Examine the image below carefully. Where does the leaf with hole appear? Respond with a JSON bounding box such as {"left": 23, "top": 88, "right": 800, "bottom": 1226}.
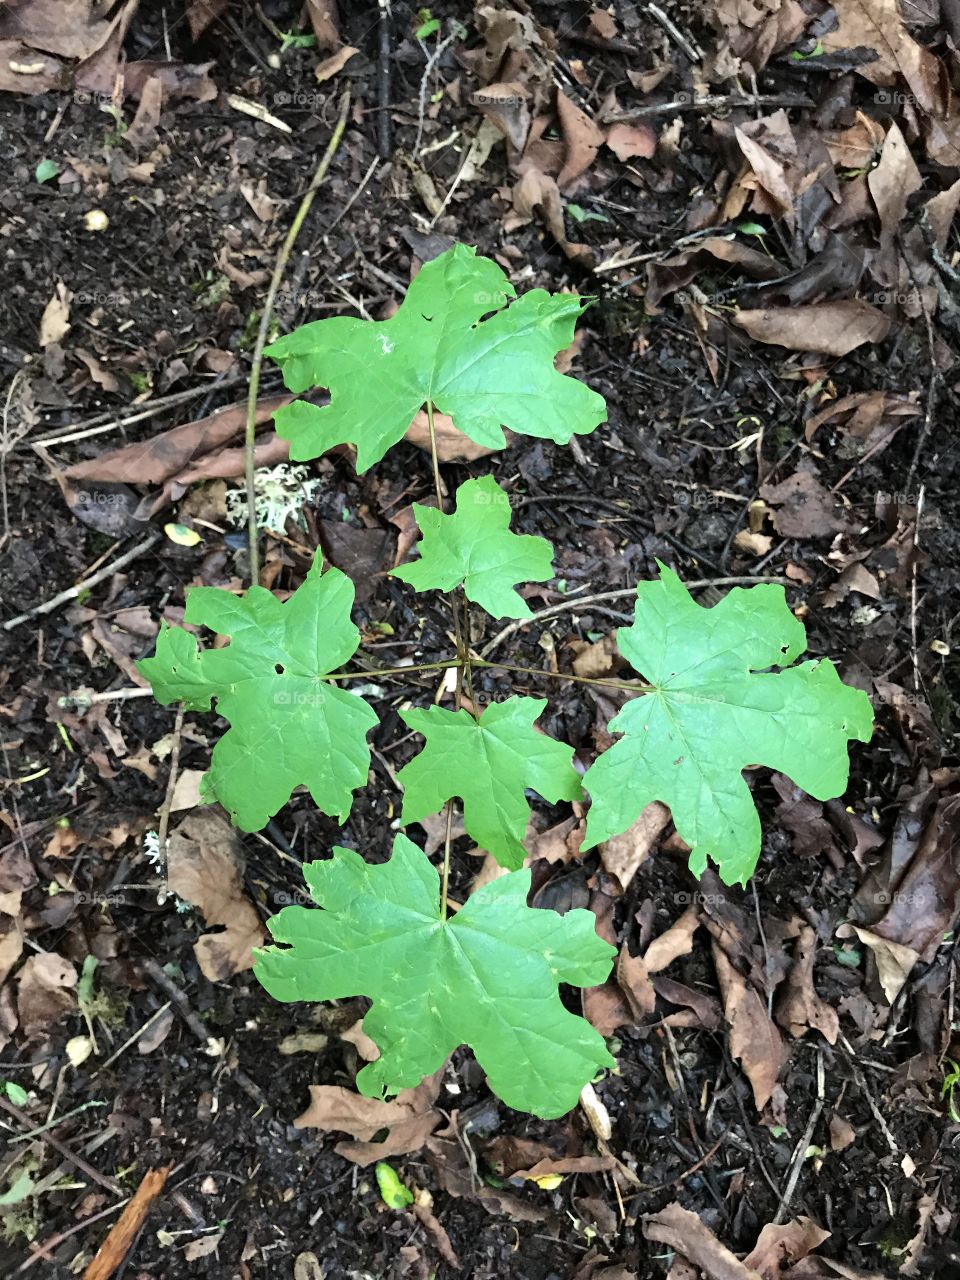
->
{"left": 583, "top": 564, "right": 873, "bottom": 885}
{"left": 397, "top": 696, "right": 582, "bottom": 869}
{"left": 266, "top": 243, "right": 606, "bottom": 471}
{"left": 137, "top": 555, "right": 378, "bottom": 831}
{"left": 254, "top": 833, "right": 615, "bottom": 1117}
{"left": 392, "top": 475, "right": 553, "bottom": 619}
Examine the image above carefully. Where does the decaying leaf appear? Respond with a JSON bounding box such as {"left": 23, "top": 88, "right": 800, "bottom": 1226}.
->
{"left": 734, "top": 301, "right": 891, "bottom": 358}
{"left": 773, "top": 926, "right": 839, "bottom": 1044}
{"left": 851, "top": 926, "right": 919, "bottom": 1004}
{"left": 293, "top": 1074, "right": 443, "bottom": 1166}
{"left": 643, "top": 1202, "right": 763, "bottom": 1280}
{"left": 166, "top": 810, "right": 266, "bottom": 981}
{"left": 712, "top": 942, "right": 788, "bottom": 1110}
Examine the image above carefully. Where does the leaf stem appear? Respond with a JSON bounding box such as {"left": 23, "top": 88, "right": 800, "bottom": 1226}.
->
{"left": 244, "top": 89, "right": 351, "bottom": 586}
{"left": 426, "top": 398, "right": 465, "bottom": 922}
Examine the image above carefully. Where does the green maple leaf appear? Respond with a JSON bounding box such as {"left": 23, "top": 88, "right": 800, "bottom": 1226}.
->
{"left": 265, "top": 243, "right": 606, "bottom": 472}
{"left": 254, "top": 833, "right": 615, "bottom": 1117}
{"left": 583, "top": 564, "right": 873, "bottom": 885}
{"left": 137, "top": 556, "right": 378, "bottom": 831}
{"left": 396, "top": 697, "right": 582, "bottom": 869}
{"left": 392, "top": 475, "right": 554, "bottom": 619}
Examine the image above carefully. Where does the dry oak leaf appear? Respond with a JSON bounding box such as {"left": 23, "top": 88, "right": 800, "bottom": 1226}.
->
{"left": 734, "top": 301, "right": 891, "bottom": 358}
{"left": 759, "top": 469, "right": 851, "bottom": 539}
{"left": 166, "top": 809, "right": 265, "bottom": 981}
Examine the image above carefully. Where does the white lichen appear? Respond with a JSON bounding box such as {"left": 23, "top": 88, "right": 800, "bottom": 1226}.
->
{"left": 226, "top": 463, "right": 323, "bottom": 533}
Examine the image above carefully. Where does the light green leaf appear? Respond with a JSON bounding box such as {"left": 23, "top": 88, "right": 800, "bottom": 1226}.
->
{"left": 35, "top": 159, "right": 59, "bottom": 184}
{"left": 266, "top": 243, "right": 606, "bottom": 472}
{"left": 375, "top": 1162, "right": 414, "bottom": 1209}
{"left": 392, "top": 475, "right": 553, "bottom": 619}
{"left": 397, "top": 697, "right": 582, "bottom": 869}
{"left": 583, "top": 564, "right": 873, "bottom": 885}
{"left": 137, "top": 555, "right": 378, "bottom": 831}
{"left": 2, "top": 1081, "right": 28, "bottom": 1106}
{"left": 254, "top": 834, "right": 615, "bottom": 1117}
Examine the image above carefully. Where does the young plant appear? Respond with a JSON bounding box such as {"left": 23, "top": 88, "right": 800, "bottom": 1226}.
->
{"left": 139, "top": 244, "right": 873, "bottom": 1118}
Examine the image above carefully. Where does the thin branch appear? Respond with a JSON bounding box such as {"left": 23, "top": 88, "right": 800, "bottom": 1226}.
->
{"left": 245, "top": 89, "right": 351, "bottom": 584}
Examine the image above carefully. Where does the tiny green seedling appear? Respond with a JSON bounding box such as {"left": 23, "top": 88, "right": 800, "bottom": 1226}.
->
{"left": 139, "top": 244, "right": 873, "bottom": 1118}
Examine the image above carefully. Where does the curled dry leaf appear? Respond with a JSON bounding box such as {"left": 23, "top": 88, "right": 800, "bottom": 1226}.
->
{"left": 315, "top": 45, "right": 358, "bottom": 84}
{"left": 712, "top": 942, "right": 788, "bottom": 1110}
{"left": 471, "top": 81, "right": 532, "bottom": 151}
{"left": 868, "top": 122, "right": 922, "bottom": 250}
{"left": 39, "top": 281, "right": 72, "bottom": 348}
{"left": 405, "top": 407, "right": 503, "bottom": 462}
{"left": 643, "top": 905, "right": 699, "bottom": 973}
{"left": 851, "top": 926, "right": 919, "bottom": 1004}
{"left": 643, "top": 1202, "right": 762, "bottom": 1280}
{"left": 166, "top": 810, "right": 265, "bottom": 981}
{"left": 294, "top": 1072, "right": 443, "bottom": 1166}
{"left": 599, "top": 801, "right": 671, "bottom": 890}
{"left": 64, "top": 395, "right": 291, "bottom": 487}
{"left": 646, "top": 237, "right": 780, "bottom": 313}
{"left": 743, "top": 1217, "right": 832, "bottom": 1279}
{"left": 867, "top": 794, "right": 960, "bottom": 961}
{"left": 734, "top": 301, "right": 892, "bottom": 358}
{"left": 773, "top": 926, "right": 839, "bottom": 1045}
{"left": 556, "top": 92, "right": 604, "bottom": 188}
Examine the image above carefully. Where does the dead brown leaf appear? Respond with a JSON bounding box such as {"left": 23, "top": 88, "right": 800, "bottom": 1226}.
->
{"left": 186, "top": 0, "right": 229, "bottom": 40}
{"left": 568, "top": 632, "right": 626, "bottom": 679}
{"left": 315, "top": 45, "right": 357, "bottom": 83}
{"left": 804, "top": 391, "right": 920, "bottom": 448}
{"left": 744, "top": 1218, "right": 831, "bottom": 1279}
{"left": 734, "top": 301, "right": 891, "bottom": 358}
{"left": 868, "top": 122, "right": 922, "bottom": 250}
{"left": 615, "top": 946, "right": 656, "bottom": 1020}
{"left": 646, "top": 237, "right": 780, "bottom": 313}
{"left": 759, "top": 469, "right": 851, "bottom": 538}
{"left": 16, "top": 952, "right": 77, "bottom": 1040}
{"left": 471, "top": 81, "right": 532, "bottom": 151}
{"left": 605, "top": 122, "right": 656, "bottom": 162}
{"left": 405, "top": 408, "right": 503, "bottom": 462}
{"left": 829, "top": 1114, "right": 856, "bottom": 1151}
{"left": 293, "top": 1072, "right": 443, "bottom": 1166}
{"left": 643, "top": 1202, "right": 762, "bottom": 1280}
{"left": 64, "top": 394, "right": 290, "bottom": 486}
{"left": 713, "top": 942, "right": 788, "bottom": 1110}
{"left": 868, "top": 794, "right": 960, "bottom": 961}
{"left": 851, "top": 926, "right": 919, "bottom": 1004}
{"left": 643, "top": 905, "right": 699, "bottom": 973}
{"left": 166, "top": 810, "right": 265, "bottom": 981}
{"left": 305, "top": 0, "right": 339, "bottom": 51}
{"left": 39, "top": 281, "right": 72, "bottom": 347}
{"left": 599, "top": 802, "right": 671, "bottom": 890}
{"left": 820, "top": 0, "right": 942, "bottom": 116}
{"left": 774, "top": 926, "right": 839, "bottom": 1044}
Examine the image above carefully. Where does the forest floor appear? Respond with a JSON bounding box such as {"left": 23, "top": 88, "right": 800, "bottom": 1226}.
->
{"left": 0, "top": 0, "right": 959, "bottom": 1277}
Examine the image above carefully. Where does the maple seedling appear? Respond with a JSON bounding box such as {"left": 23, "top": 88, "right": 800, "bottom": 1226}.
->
{"left": 139, "top": 244, "right": 873, "bottom": 1118}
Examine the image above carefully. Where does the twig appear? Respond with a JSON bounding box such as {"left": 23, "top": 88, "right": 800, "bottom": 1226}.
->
{"left": 2, "top": 531, "right": 161, "bottom": 632}
{"left": 140, "top": 959, "right": 266, "bottom": 1108}
{"left": 643, "top": 4, "right": 703, "bottom": 61}
{"left": 91, "top": 1002, "right": 173, "bottom": 1076}
{"left": 910, "top": 485, "right": 926, "bottom": 693}
{"left": 839, "top": 1034, "right": 899, "bottom": 1154}
{"left": 156, "top": 704, "right": 185, "bottom": 862}
{"left": 601, "top": 93, "right": 813, "bottom": 123}
{"left": 82, "top": 1164, "right": 172, "bottom": 1280}
{"left": 16, "top": 1198, "right": 129, "bottom": 1273}
{"left": 377, "top": 0, "right": 392, "bottom": 158}
{"left": 479, "top": 576, "right": 792, "bottom": 658}
{"left": 27, "top": 377, "right": 247, "bottom": 449}
{"left": 414, "top": 25, "right": 457, "bottom": 158}
{"left": 245, "top": 89, "right": 351, "bottom": 584}
{"left": 0, "top": 1095, "right": 121, "bottom": 1196}
{"left": 773, "top": 1049, "right": 823, "bottom": 1224}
